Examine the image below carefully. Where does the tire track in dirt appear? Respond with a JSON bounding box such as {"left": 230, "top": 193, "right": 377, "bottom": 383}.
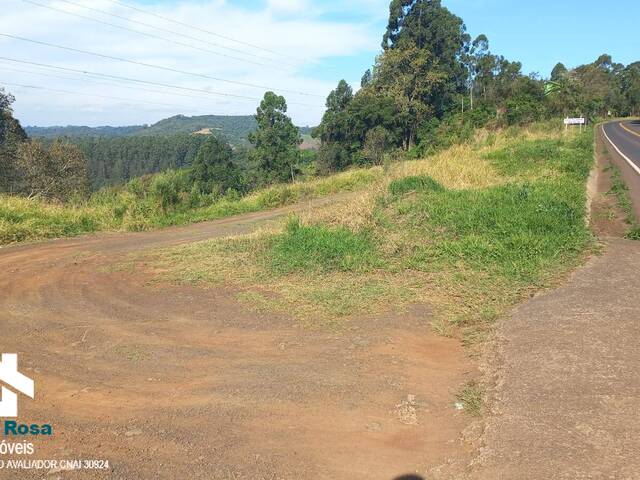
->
{"left": 0, "top": 195, "right": 475, "bottom": 479}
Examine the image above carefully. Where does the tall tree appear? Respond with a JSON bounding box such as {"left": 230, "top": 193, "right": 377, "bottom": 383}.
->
{"left": 0, "top": 88, "right": 27, "bottom": 193}
{"left": 375, "top": 0, "right": 470, "bottom": 147}
{"left": 372, "top": 44, "right": 446, "bottom": 148}
{"left": 360, "top": 69, "right": 373, "bottom": 88}
{"left": 621, "top": 62, "right": 640, "bottom": 116}
{"left": 326, "top": 80, "right": 353, "bottom": 113}
{"left": 191, "top": 135, "right": 237, "bottom": 194}
{"left": 315, "top": 80, "right": 354, "bottom": 146}
{"left": 248, "top": 92, "right": 301, "bottom": 184}
{"left": 551, "top": 62, "right": 568, "bottom": 82}
{"left": 464, "top": 34, "right": 492, "bottom": 110}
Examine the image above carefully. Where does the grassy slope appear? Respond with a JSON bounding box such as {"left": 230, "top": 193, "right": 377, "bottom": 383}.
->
{"left": 0, "top": 168, "right": 381, "bottom": 245}
{"left": 150, "top": 124, "right": 595, "bottom": 340}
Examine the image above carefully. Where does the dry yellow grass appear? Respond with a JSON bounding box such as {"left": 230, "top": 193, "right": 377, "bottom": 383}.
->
{"left": 140, "top": 123, "right": 588, "bottom": 336}
{"left": 300, "top": 125, "right": 566, "bottom": 232}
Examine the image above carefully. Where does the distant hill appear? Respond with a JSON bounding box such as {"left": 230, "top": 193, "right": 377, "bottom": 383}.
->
{"left": 131, "top": 115, "right": 257, "bottom": 145}
{"left": 26, "top": 114, "right": 259, "bottom": 146}
{"left": 26, "top": 115, "right": 317, "bottom": 147}
{"left": 25, "top": 124, "right": 146, "bottom": 138}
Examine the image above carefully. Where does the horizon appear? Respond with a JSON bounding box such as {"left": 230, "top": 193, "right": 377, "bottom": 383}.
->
{"left": 22, "top": 112, "right": 316, "bottom": 130}
{"left": 3, "top": 0, "right": 639, "bottom": 128}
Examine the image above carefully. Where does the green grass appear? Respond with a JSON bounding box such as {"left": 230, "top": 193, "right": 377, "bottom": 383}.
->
{"left": 606, "top": 164, "right": 640, "bottom": 240}
{"left": 147, "top": 125, "right": 596, "bottom": 334}
{"left": 0, "top": 196, "right": 103, "bottom": 244}
{"left": 388, "top": 175, "right": 445, "bottom": 195}
{"left": 267, "top": 218, "right": 381, "bottom": 274}
{"left": 382, "top": 132, "right": 593, "bottom": 332}
{"left": 395, "top": 181, "right": 589, "bottom": 282}
{"left": 0, "top": 166, "right": 382, "bottom": 245}
{"left": 456, "top": 381, "right": 484, "bottom": 417}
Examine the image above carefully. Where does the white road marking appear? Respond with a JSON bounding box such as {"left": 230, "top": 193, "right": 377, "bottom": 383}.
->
{"left": 601, "top": 123, "right": 640, "bottom": 176}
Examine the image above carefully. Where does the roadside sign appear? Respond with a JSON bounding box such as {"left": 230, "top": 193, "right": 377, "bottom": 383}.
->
{"left": 564, "top": 118, "right": 586, "bottom": 125}
{"left": 564, "top": 117, "right": 587, "bottom": 133}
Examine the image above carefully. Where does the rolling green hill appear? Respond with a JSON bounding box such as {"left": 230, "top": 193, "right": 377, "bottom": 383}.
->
{"left": 26, "top": 114, "right": 258, "bottom": 146}
{"left": 24, "top": 124, "right": 146, "bottom": 138}
{"left": 26, "top": 115, "right": 316, "bottom": 147}
{"left": 131, "top": 115, "right": 257, "bottom": 145}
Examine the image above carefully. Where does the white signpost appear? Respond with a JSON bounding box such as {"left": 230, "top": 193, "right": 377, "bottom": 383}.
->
{"left": 564, "top": 117, "right": 587, "bottom": 132}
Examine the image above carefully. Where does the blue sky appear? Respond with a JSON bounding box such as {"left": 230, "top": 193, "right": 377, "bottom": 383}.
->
{"left": 307, "top": 0, "right": 640, "bottom": 85}
{"left": 2, "top": 0, "right": 639, "bottom": 127}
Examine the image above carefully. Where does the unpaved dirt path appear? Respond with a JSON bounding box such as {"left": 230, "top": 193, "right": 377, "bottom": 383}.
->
{"left": 465, "top": 128, "right": 640, "bottom": 479}
{"left": 0, "top": 196, "right": 474, "bottom": 480}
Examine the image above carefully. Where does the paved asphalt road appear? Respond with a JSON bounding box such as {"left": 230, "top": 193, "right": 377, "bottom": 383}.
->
{"left": 601, "top": 120, "right": 640, "bottom": 220}
{"left": 602, "top": 120, "right": 640, "bottom": 170}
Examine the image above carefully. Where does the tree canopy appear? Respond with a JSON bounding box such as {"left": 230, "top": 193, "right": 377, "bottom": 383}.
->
{"left": 248, "top": 92, "right": 302, "bottom": 184}
{"left": 0, "top": 89, "right": 27, "bottom": 192}
{"left": 191, "top": 135, "right": 238, "bottom": 195}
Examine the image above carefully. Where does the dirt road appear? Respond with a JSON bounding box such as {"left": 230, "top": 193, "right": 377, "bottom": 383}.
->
{"left": 0, "top": 197, "right": 474, "bottom": 479}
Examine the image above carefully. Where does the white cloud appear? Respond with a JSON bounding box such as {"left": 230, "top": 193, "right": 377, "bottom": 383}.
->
{"left": 266, "top": 0, "right": 310, "bottom": 14}
{"left": 1, "top": 0, "right": 382, "bottom": 126}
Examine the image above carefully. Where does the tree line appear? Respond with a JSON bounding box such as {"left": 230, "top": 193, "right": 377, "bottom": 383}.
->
{"left": 312, "top": 0, "right": 640, "bottom": 174}
{"left": 0, "top": 87, "right": 304, "bottom": 204}
{"left": 70, "top": 134, "right": 210, "bottom": 189}
{"left": 2, "top": 0, "right": 640, "bottom": 205}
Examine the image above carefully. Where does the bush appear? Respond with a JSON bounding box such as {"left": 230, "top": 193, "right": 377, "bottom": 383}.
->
{"left": 363, "top": 126, "right": 392, "bottom": 165}
{"left": 316, "top": 143, "right": 354, "bottom": 175}
{"left": 150, "top": 171, "right": 182, "bottom": 213}
{"left": 505, "top": 95, "right": 545, "bottom": 126}
{"left": 15, "top": 140, "right": 89, "bottom": 201}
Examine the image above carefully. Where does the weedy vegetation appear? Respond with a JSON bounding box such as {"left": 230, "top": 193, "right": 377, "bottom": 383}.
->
{"left": 0, "top": 167, "right": 381, "bottom": 245}
{"left": 148, "top": 123, "right": 596, "bottom": 342}
{"left": 456, "top": 381, "right": 484, "bottom": 417}
{"left": 606, "top": 163, "right": 640, "bottom": 240}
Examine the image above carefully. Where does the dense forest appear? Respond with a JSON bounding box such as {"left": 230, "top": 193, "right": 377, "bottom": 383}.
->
{"left": 25, "top": 124, "right": 146, "bottom": 138}
{"left": 2, "top": 0, "right": 640, "bottom": 207}
{"left": 25, "top": 114, "right": 317, "bottom": 188}
{"left": 71, "top": 134, "right": 210, "bottom": 189}
{"left": 311, "top": 0, "right": 640, "bottom": 173}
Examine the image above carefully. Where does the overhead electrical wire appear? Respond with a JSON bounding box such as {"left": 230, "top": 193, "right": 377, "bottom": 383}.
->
{"left": 104, "top": 0, "right": 304, "bottom": 63}
{"left": 0, "top": 57, "right": 261, "bottom": 102}
{"left": 0, "top": 33, "right": 324, "bottom": 99}
{"left": 0, "top": 64, "right": 223, "bottom": 104}
{"left": 0, "top": 80, "right": 207, "bottom": 110}
{"left": 21, "top": 0, "right": 281, "bottom": 69}
{"left": 0, "top": 57, "right": 325, "bottom": 108}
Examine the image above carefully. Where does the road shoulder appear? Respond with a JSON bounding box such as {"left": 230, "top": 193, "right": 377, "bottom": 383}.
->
{"left": 458, "top": 126, "right": 640, "bottom": 479}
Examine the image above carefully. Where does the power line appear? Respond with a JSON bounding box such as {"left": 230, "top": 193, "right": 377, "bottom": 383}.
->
{"left": 22, "top": 0, "right": 275, "bottom": 68}
{"left": 0, "top": 33, "right": 324, "bottom": 99}
{"left": 0, "top": 64, "right": 218, "bottom": 104}
{"left": 0, "top": 57, "right": 325, "bottom": 108}
{"left": 0, "top": 80, "right": 207, "bottom": 110}
{"left": 0, "top": 57, "right": 261, "bottom": 102}
{"left": 105, "top": 0, "right": 303, "bottom": 63}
